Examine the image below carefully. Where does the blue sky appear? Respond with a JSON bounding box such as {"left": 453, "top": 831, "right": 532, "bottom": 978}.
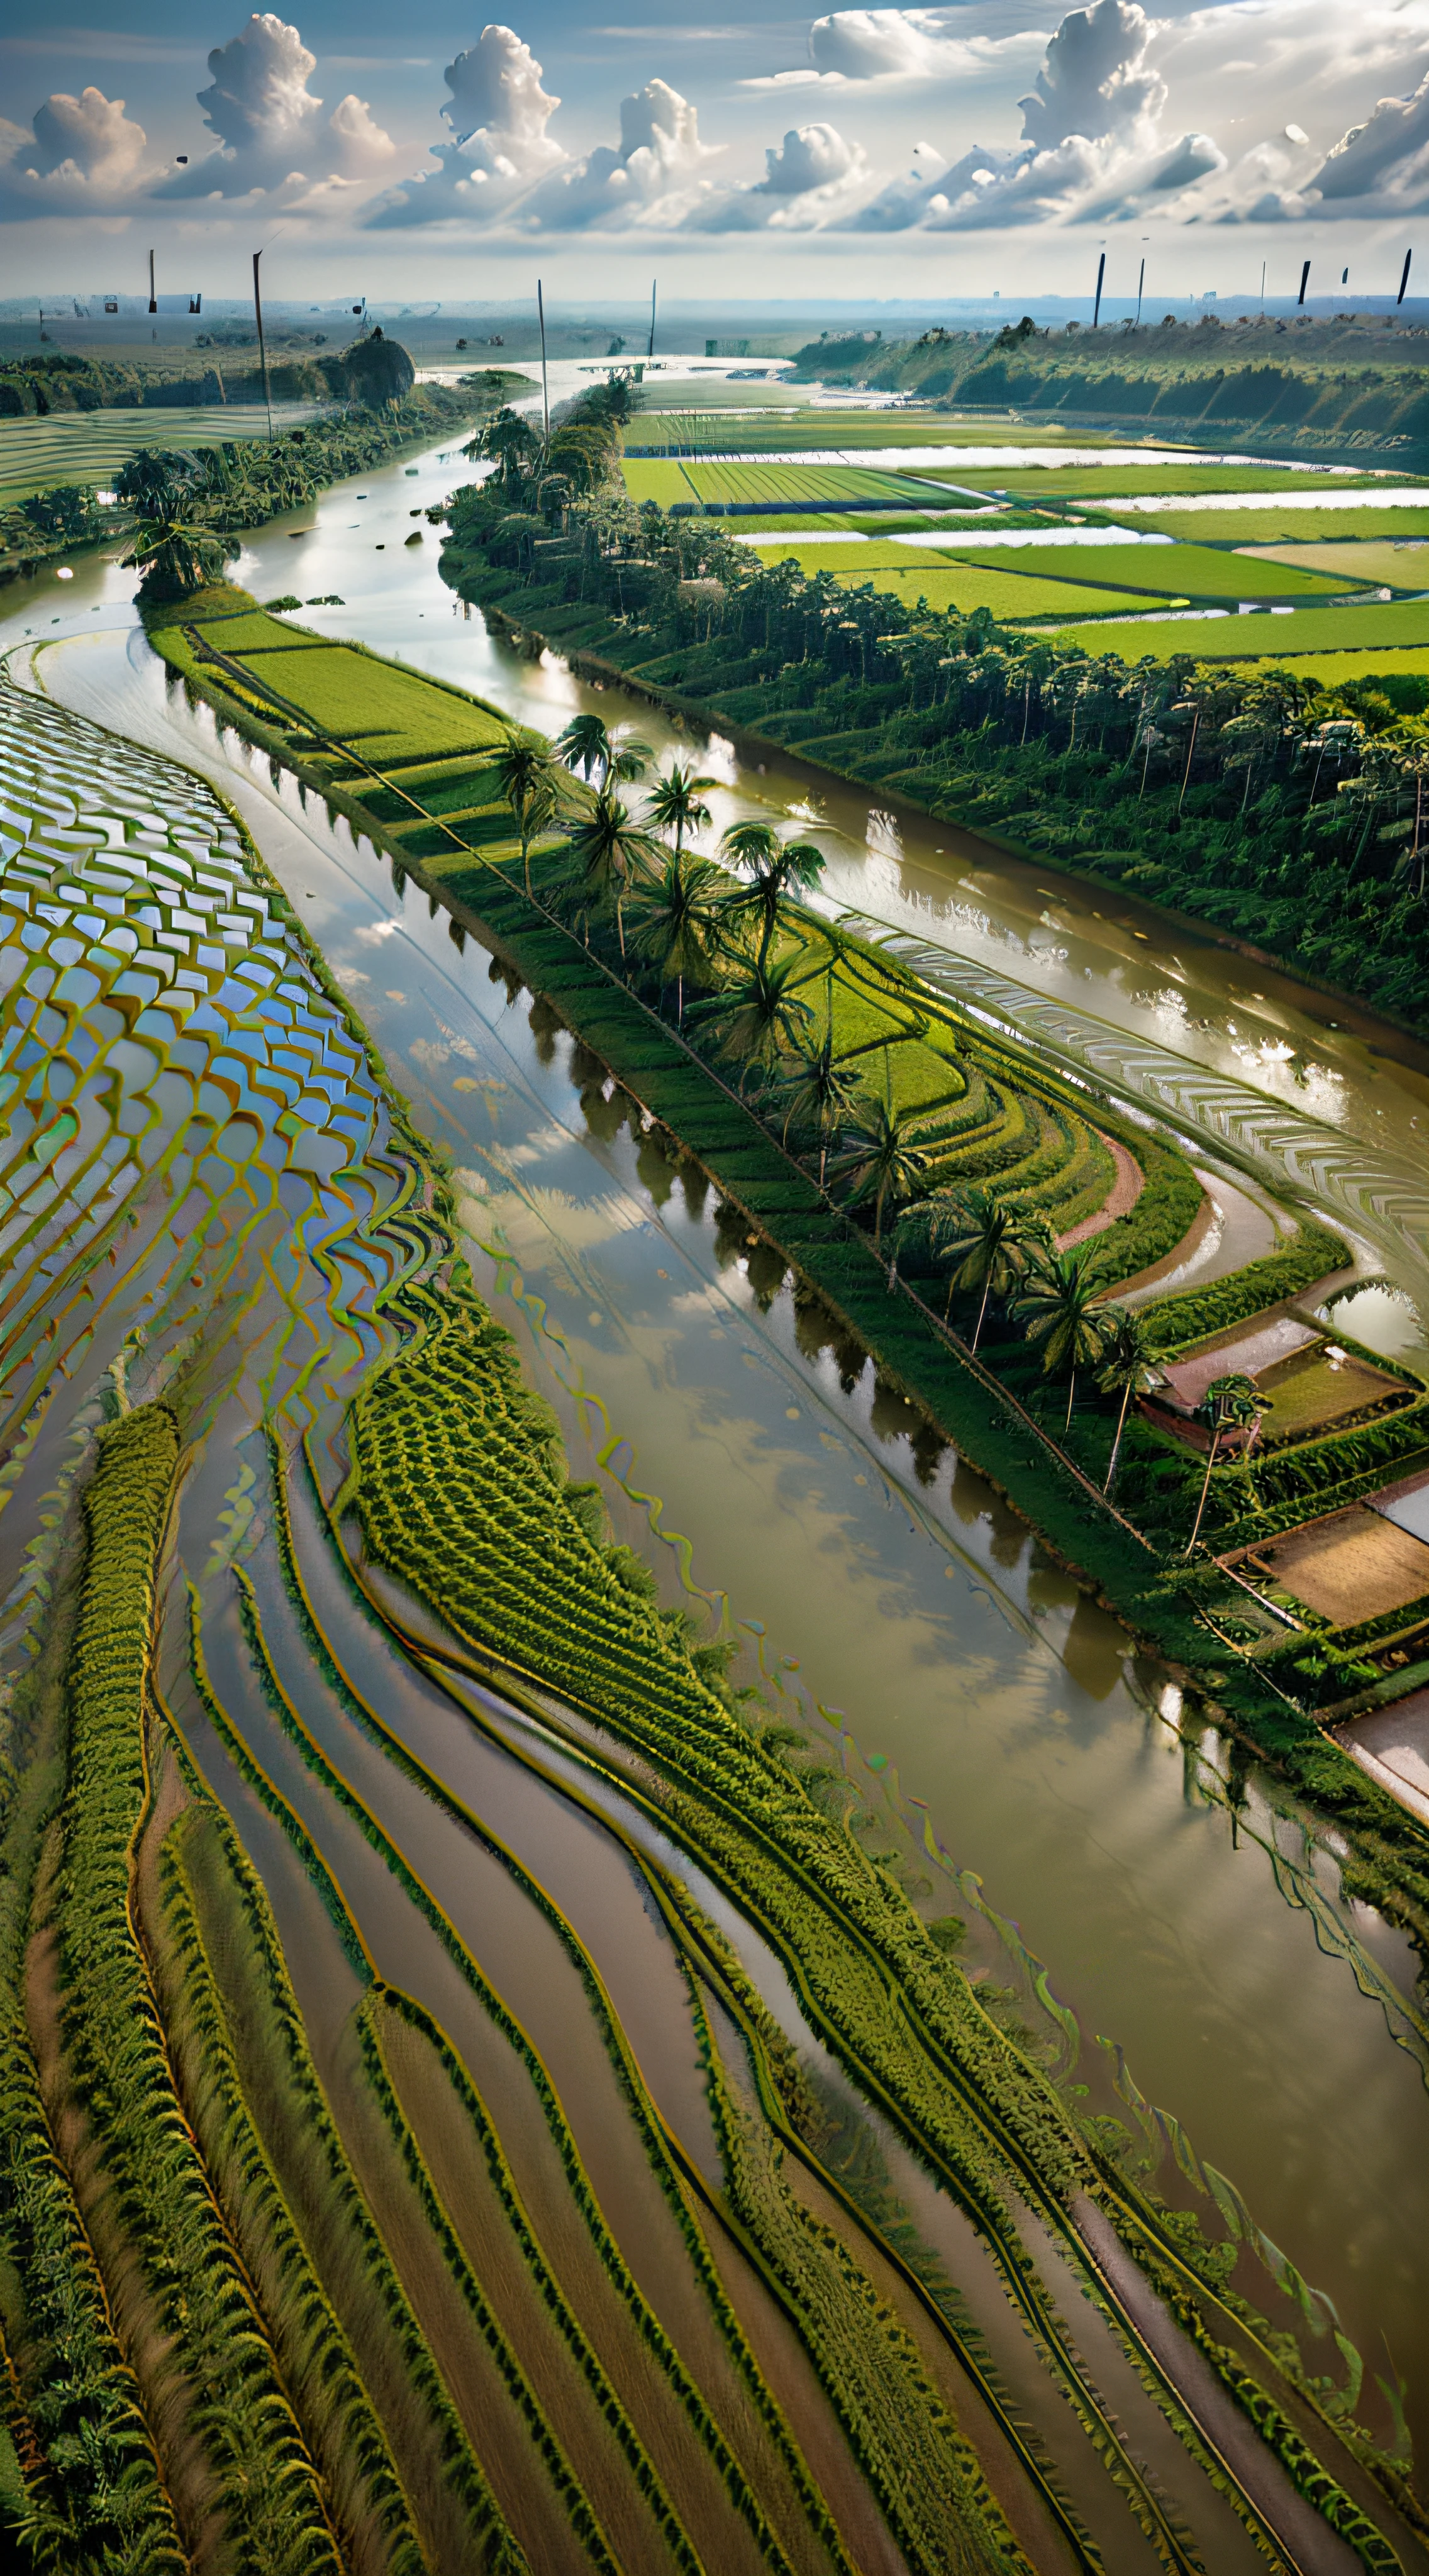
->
{"left": 4, "top": 2, "right": 1429, "bottom": 301}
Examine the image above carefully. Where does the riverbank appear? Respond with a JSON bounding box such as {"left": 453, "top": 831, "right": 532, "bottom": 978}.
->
{"left": 137, "top": 582, "right": 1429, "bottom": 1948}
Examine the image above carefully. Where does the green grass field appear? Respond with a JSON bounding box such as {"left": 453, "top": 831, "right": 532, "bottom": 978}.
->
{"left": 155, "top": 608, "right": 511, "bottom": 766}
{"left": 827, "top": 558, "right": 1152, "bottom": 620}
{"left": 0, "top": 402, "right": 333, "bottom": 503}
{"left": 1090, "top": 503, "right": 1429, "bottom": 543}
{"left": 1057, "top": 598, "right": 1429, "bottom": 661}
{"left": 620, "top": 458, "right": 698, "bottom": 506}
{"left": 947, "top": 540, "right": 1348, "bottom": 601}
{"left": 904, "top": 463, "right": 1391, "bottom": 500}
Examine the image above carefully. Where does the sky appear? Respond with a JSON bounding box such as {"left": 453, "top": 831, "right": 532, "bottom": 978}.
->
{"left": 5, "top": 0, "right": 1429, "bottom": 304}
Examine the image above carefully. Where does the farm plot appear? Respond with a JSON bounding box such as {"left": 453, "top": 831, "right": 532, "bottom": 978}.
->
{"left": 0, "top": 402, "right": 331, "bottom": 503}
{"left": 1089, "top": 502, "right": 1429, "bottom": 543}
{"left": 948, "top": 540, "right": 1348, "bottom": 601}
{"left": 1237, "top": 538, "right": 1429, "bottom": 588}
{"left": 1052, "top": 597, "right": 1429, "bottom": 660}
{"left": 681, "top": 460, "right": 944, "bottom": 508}
{"left": 620, "top": 458, "right": 696, "bottom": 506}
{"left": 158, "top": 614, "right": 509, "bottom": 766}
{"left": 902, "top": 463, "right": 1387, "bottom": 501}
{"left": 754, "top": 539, "right": 1151, "bottom": 619}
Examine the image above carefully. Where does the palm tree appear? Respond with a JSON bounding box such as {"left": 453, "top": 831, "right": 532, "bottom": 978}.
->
{"left": 566, "top": 791, "right": 663, "bottom": 955}
{"left": 770, "top": 1031, "right": 863, "bottom": 1186}
{"left": 1011, "top": 1246, "right": 1115, "bottom": 1431}
{"left": 645, "top": 762, "right": 718, "bottom": 857}
{"left": 555, "top": 711, "right": 613, "bottom": 786}
{"left": 555, "top": 712, "right": 653, "bottom": 791}
{"left": 688, "top": 953, "right": 814, "bottom": 1093}
{"left": 830, "top": 1099, "right": 936, "bottom": 1255}
{"left": 121, "top": 477, "right": 235, "bottom": 602}
{"left": 935, "top": 1188, "right": 1023, "bottom": 1346}
{"left": 718, "top": 820, "right": 828, "bottom": 968}
{"left": 490, "top": 728, "right": 567, "bottom": 898}
{"left": 1184, "top": 1372, "right": 1264, "bottom": 1556}
{"left": 627, "top": 849, "right": 723, "bottom": 1021}
{"left": 1094, "top": 1306, "right": 1158, "bottom": 1497}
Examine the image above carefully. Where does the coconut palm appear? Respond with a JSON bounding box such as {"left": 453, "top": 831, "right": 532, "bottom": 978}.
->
{"left": 566, "top": 791, "right": 663, "bottom": 955}
{"left": 1094, "top": 1306, "right": 1158, "bottom": 1497}
{"left": 1184, "top": 1372, "right": 1264, "bottom": 1556}
{"left": 627, "top": 848, "right": 723, "bottom": 1021}
{"left": 490, "top": 728, "right": 567, "bottom": 899}
{"left": 555, "top": 712, "right": 653, "bottom": 791}
{"left": 688, "top": 953, "right": 814, "bottom": 1093}
{"left": 718, "top": 821, "right": 828, "bottom": 968}
{"left": 770, "top": 1031, "right": 864, "bottom": 1185}
{"left": 830, "top": 1099, "right": 937, "bottom": 1255}
{"left": 1011, "top": 1246, "right": 1115, "bottom": 1431}
{"left": 934, "top": 1188, "right": 1024, "bottom": 1345}
{"left": 121, "top": 479, "right": 235, "bottom": 602}
{"left": 645, "top": 761, "right": 718, "bottom": 857}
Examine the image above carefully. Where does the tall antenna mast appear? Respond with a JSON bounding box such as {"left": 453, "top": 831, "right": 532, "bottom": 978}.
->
{"left": 1093, "top": 250, "right": 1106, "bottom": 328}
{"left": 148, "top": 249, "right": 157, "bottom": 315}
{"left": 252, "top": 249, "right": 274, "bottom": 440}
{"left": 1399, "top": 248, "right": 1413, "bottom": 307}
{"left": 648, "top": 277, "right": 657, "bottom": 361}
{"left": 537, "top": 279, "right": 550, "bottom": 439}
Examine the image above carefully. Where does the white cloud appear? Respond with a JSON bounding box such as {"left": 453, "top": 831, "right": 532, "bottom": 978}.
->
{"left": 0, "top": 84, "right": 152, "bottom": 208}
{"left": 521, "top": 77, "right": 721, "bottom": 229}
{"left": 1018, "top": 0, "right": 1163, "bottom": 150}
{"left": 744, "top": 11, "right": 1046, "bottom": 90}
{"left": 1309, "top": 61, "right": 1429, "bottom": 209}
{"left": 366, "top": 23, "right": 564, "bottom": 227}
{"left": 849, "top": 136, "right": 950, "bottom": 227}
{"left": 161, "top": 13, "right": 396, "bottom": 198}
{"left": 691, "top": 117, "right": 870, "bottom": 229}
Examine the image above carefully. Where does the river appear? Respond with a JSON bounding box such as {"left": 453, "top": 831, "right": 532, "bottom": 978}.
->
{"left": 8, "top": 425, "right": 1429, "bottom": 2480}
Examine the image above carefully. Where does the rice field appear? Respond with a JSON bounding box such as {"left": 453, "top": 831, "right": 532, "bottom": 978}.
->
{"left": 947, "top": 539, "right": 1350, "bottom": 601}
{"left": 1236, "top": 538, "right": 1429, "bottom": 588}
{"left": 750, "top": 537, "right": 1152, "bottom": 619}
{"left": 1105, "top": 504, "right": 1429, "bottom": 545}
{"left": 0, "top": 401, "right": 333, "bottom": 503}
{"left": 156, "top": 604, "right": 511, "bottom": 767}
{"left": 902, "top": 462, "right": 1391, "bottom": 500}
{"left": 1055, "top": 596, "right": 1429, "bottom": 660}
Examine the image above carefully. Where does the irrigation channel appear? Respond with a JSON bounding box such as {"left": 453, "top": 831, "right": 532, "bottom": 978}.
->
{"left": 5, "top": 427, "right": 1429, "bottom": 2558}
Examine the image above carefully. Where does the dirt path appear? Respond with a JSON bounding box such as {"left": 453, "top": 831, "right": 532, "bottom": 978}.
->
{"left": 1055, "top": 1131, "right": 1145, "bottom": 1252}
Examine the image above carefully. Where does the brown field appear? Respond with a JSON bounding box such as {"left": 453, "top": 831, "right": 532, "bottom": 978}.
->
{"left": 1247, "top": 1507, "right": 1429, "bottom": 1624}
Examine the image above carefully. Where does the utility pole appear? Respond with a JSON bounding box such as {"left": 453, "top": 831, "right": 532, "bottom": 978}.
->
{"left": 648, "top": 277, "right": 657, "bottom": 361}
{"left": 1093, "top": 250, "right": 1106, "bottom": 328}
{"left": 1260, "top": 258, "right": 1266, "bottom": 314}
{"left": 1135, "top": 256, "right": 1145, "bottom": 326}
{"left": 537, "top": 278, "right": 550, "bottom": 440}
{"left": 1298, "top": 258, "right": 1311, "bottom": 307}
{"left": 148, "top": 249, "right": 157, "bottom": 316}
{"left": 1399, "top": 248, "right": 1413, "bottom": 306}
{"left": 252, "top": 248, "right": 274, "bottom": 440}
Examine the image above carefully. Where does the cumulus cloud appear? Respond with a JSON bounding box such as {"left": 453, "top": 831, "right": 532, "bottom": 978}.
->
{"left": 1018, "top": 0, "right": 1162, "bottom": 148}
{"left": 1309, "top": 60, "right": 1429, "bottom": 208}
{"left": 366, "top": 23, "right": 563, "bottom": 227}
{"left": 848, "top": 135, "right": 949, "bottom": 227}
{"left": 0, "top": 85, "right": 152, "bottom": 208}
{"left": 521, "top": 77, "right": 720, "bottom": 228}
{"left": 161, "top": 13, "right": 395, "bottom": 197}
{"left": 744, "top": 9, "right": 1045, "bottom": 90}
{"left": 691, "top": 116, "right": 870, "bottom": 229}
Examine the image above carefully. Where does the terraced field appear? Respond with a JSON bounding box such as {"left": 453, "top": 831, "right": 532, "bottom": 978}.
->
{"left": 0, "top": 401, "right": 333, "bottom": 502}
{"left": 9, "top": 670, "right": 1415, "bottom": 2575}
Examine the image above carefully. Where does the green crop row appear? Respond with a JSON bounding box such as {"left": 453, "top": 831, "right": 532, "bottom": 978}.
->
{"left": 152, "top": 1807, "right": 427, "bottom": 2575}
{"left": 250, "top": 1474, "right": 847, "bottom": 2576}
{"left": 57, "top": 1404, "right": 341, "bottom": 2575}
{"left": 687, "top": 1978, "right": 1023, "bottom": 2576}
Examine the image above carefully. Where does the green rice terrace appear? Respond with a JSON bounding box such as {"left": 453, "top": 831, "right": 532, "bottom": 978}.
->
{"left": 5, "top": 364, "right": 1429, "bottom": 2576}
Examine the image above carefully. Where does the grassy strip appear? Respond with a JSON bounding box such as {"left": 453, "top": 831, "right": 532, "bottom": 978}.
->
{"left": 57, "top": 1404, "right": 341, "bottom": 2575}
{"left": 152, "top": 1805, "right": 426, "bottom": 2575}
